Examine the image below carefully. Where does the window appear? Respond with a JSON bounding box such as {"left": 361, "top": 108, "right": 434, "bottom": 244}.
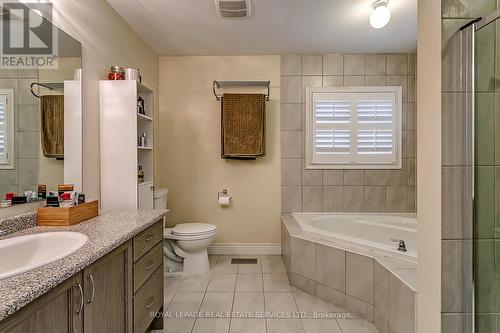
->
{"left": 0, "top": 89, "right": 14, "bottom": 169}
{"left": 305, "top": 86, "right": 402, "bottom": 169}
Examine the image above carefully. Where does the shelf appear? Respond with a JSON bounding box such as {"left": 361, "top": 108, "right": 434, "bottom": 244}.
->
{"left": 138, "top": 181, "right": 153, "bottom": 187}
{"left": 137, "top": 146, "right": 153, "bottom": 150}
{"left": 137, "top": 82, "right": 153, "bottom": 94}
{"left": 137, "top": 113, "right": 153, "bottom": 121}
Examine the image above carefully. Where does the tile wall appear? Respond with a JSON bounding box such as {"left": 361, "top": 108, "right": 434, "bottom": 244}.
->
{"left": 0, "top": 69, "right": 40, "bottom": 198}
{"left": 441, "top": 0, "right": 500, "bottom": 332}
{"left": 280, "top": 54, "right": 417, "bottom": 214}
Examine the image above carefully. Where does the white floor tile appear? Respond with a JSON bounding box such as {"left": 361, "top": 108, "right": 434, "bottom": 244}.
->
{"left": 232, "top": 292, "right": 265, "bottom": 314}
{"left": 337, "top": 318, "right": 379, "bottom": 333}
{"left": 266, "top": 319, "right": 304, "bottom": 333}
{"left": 236, "top": 274, "right": 263, "bottom": 292}
{"left": 191, "top": 318, "right": 230, "bottom": 333}
{"left": 238, "top": 262, "right": 263, "bottom": 274}
{"left": 199, "top": 292, "right": 234, "bottom": 314}
{"left": 293, "top": 287, "right": 331, "bottom": 317}
{"left": 302, "top": 319, "right": 342, "bottom": 333}
{"left": 261, "top": 256, "right": 286, "bottom": 274}
{"left": 263, "top": 274, "right": 291, "bottom": 292}
{"left": 208, "top": 274, "right": 237, "bottom": 292}
{"left": 167, "top": 291, "right": 205, "bottom": 313}
{"left": 264, "top": 292, "right": 298, "bottom": 313}
{"left": 229, "top": 318, "right": 267, "bottom": 333}
{"left": 164, "top": 318, "right": 195, "bottom": 333}
{"left": 178, "top": 275, "right": 210, "bottom": 292}
{"left": 213, "top": 261, "right": 239, "bottom": 274}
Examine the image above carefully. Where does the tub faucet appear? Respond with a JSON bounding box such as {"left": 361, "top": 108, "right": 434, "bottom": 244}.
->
{"left": 391, "top": 239, "right": 407, "bottom": 252}
{"left": 0, "top": 229, "right": 6, "bottom": 236}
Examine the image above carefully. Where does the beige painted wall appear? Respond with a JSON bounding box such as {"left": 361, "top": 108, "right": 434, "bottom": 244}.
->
{"left": 46, "top": 0, "right": 159, "bottom": 200}
{"left": 158, "top": 56, "right": 281, "bottom": 244}
{"left": 417, "top": 0, "right": 441, "bottom": 331}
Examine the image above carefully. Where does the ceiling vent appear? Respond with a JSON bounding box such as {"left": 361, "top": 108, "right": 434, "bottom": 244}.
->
{"left": 215, "top": 0, "right": 251, "bottom": 18}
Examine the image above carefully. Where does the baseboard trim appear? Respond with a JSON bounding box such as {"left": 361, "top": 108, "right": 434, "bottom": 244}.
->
{"left": 208, "top": 243, "right": 281, "bottom": 255}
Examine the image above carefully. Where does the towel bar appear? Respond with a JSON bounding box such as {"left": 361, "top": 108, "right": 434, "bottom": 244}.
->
{"left": 30, "top": 82, "right": 64, "bottom": 98}
{"left": 213, "top": 80, "right": 270, "bottom": 101}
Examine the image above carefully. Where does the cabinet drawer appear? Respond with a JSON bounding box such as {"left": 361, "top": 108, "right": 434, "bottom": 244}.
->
{"left": 133, "top": 267, "right": 163, "bottom": 333}
{"left": 133, "top": 242, "right": 162, "bottom": 293}
{"left": 133, "top": 220, "right": 163, "bottom": 262}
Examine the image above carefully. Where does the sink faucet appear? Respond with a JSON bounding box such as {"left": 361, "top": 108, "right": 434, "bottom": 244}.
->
{"left": 390, "top": 239, "right": 407, "bottom": 252}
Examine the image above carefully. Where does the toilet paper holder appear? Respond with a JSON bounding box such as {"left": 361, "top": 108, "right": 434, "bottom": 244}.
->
{"left": 218, "top": 189, "right": 229, "bottom": 200}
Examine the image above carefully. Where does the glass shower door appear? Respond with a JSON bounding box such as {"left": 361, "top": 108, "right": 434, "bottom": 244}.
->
{"left": 474, "top": 15, "right": 500, "bottom": 332}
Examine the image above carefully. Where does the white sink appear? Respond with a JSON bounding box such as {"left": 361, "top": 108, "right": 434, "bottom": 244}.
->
{"left": 0, "top": 232, "right": 88, "bottom": 280}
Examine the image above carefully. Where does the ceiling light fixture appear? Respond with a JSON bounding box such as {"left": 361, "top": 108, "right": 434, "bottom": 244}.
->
{"left": 370, "top": 0, "right": 391, "bottom": 29}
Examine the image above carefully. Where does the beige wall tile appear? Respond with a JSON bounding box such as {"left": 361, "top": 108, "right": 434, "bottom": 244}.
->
{"left": 302, "top": 55, "right": 323, "bottom": 75}
{"left": 281, "top": 104, "right": 302, "bottom": 131}
{"left": 323, "top": 186, "right": 343, "bottom": 212}
{"left": 323, "top": 55, "right": 344, "bottom": 75}
{"left": 365, "top": 54, "right": 387, "bottom": 75}
{"left": 281, "top": 55, "right": 301, "bottom": 75}
{"left": 346, "top": 296, "right": 374, "bottom": 322}
{"left": 387, "top": 54, "right": 408, "bottom": 75}
{"left": 388, "top": 274, "right": 416, "bottom": 333}
{"left": 281, "top": 76, "right": 302, "bottom": 103}
{"left": 316, "top": 283, "right": 346, "bottom": 310}
{"left": 323, "top": 170, "right": 344, "bottom": 185}
{"left": 282, "top": 159, "right": 302, "bottom": 186}
{"left": 281, "top": 185, "right": 301, "bottom": 213}
{"left": 343, "top": 186, "right": 364, "bottom": 212}
{"left": 302, "top": 185, "right": 323, "bottom": 212}
{"left": 346, "top": 252, "right": 374, "bottom": 304}
{"left": 344, "top": 170, "right": 365, "bottom": 185}
{"left": 364, "top": 186, "right": 386, "bottom": 213}
{"left": 315, "top": 243, "right": 345, "bottom": 292}
{"left": 344, "top": 55, "right": 365, "bottom": 75}
{"left": 291, "top": 237, "right": 316, "bottom": 280}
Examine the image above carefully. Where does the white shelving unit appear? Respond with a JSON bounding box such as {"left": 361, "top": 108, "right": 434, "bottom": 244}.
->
{"left": 100, "top": 80, "right": 154, "bottom": 210}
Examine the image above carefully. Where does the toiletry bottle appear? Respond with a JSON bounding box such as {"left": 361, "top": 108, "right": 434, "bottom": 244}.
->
{"left": 138, "top": 165, "right": 144, "bottom": 183}
{"left": 139, "top": 133, "right": 147, "bottom": 147}
{"left": 137, "top": 96, "right": 145, "bottom": 115}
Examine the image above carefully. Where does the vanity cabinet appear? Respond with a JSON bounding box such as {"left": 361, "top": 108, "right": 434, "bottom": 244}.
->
{"left": 82, "top": 241, "right": 133, "bottom": 333}
{"left": 0, "top": 274, "right": 83, "bottom": 333}
{"left": 0, "top": 220, "right": 164, "bottom": 333}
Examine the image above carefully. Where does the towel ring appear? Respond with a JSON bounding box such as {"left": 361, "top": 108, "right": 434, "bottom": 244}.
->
{"left": 213, "top": 80, "right": 270, "bottom": 101}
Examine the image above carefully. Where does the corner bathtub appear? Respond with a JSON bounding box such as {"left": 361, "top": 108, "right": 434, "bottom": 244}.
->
{"left": 292, "top": 213, "right": 417, "bottom": 259}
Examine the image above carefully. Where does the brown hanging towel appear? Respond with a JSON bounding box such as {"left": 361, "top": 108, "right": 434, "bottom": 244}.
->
{"left": 221, "top": 93, "right": 266, "bottom": 159}
{"left": 40, "top": 95, "right": 64, "bottom": 158}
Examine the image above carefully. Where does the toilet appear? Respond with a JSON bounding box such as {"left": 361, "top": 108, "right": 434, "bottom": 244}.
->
{"left": 164, "top": 223, "right": 217, "bottom": 275}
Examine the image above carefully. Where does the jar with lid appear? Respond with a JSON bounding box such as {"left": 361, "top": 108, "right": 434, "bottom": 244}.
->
{"left": 109, "top": 66, "right": 124, "bottom": 80}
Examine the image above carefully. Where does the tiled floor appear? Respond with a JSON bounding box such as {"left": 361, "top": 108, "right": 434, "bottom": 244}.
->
{"left": 159, "top": 255, "right": 378, "bottom": 333}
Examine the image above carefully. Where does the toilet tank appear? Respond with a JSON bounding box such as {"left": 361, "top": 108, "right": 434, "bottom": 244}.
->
{"left": 154, "top": 188, "right": 168, "bottom": 209}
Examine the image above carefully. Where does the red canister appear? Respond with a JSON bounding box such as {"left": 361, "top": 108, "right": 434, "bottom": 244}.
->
{"left": 109, "top": 66, "right": 124, "bottom": 80}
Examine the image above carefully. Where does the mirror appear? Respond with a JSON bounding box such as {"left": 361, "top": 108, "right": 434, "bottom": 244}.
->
{"left": 0, "top": 4, "right": 82, "bottom": 212}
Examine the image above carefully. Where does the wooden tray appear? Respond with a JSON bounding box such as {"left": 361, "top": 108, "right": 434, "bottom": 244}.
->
{"left": 37, "top": 200, "right": 99, "bottom": 226}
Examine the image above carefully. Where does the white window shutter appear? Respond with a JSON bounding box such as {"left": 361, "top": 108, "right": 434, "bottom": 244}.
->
{"left": 0, "top": 90, "right": 14, "bottom": 169}
{"left": 306, "top": 86, "right": 402, "bottom": 169}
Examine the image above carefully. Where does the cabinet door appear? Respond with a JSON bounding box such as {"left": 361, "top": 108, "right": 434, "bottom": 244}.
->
{"left": 83, "top": 240, "right": 133, "bottom": 333}
{"left": 138, "top": 184, "right": 154, "bottom": 210}
{"left": 0, "top": 274, "right": 84, "bottom": 333}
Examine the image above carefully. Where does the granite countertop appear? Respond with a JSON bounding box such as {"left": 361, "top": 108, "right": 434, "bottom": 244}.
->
{"left": 0, "top": 209, "right": 167, "bottom": 322}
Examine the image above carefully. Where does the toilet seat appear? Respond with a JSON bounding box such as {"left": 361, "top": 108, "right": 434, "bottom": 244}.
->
{"left": 171, "top": 223, "right": 217, "bottom": 237}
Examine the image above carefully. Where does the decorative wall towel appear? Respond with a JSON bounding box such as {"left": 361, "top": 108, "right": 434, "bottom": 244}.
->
{"left": 41, "top": 95, "right": 64, "bottom": 158}
{"left": 221, "top": 93, "right": 266, "bottom": 159}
